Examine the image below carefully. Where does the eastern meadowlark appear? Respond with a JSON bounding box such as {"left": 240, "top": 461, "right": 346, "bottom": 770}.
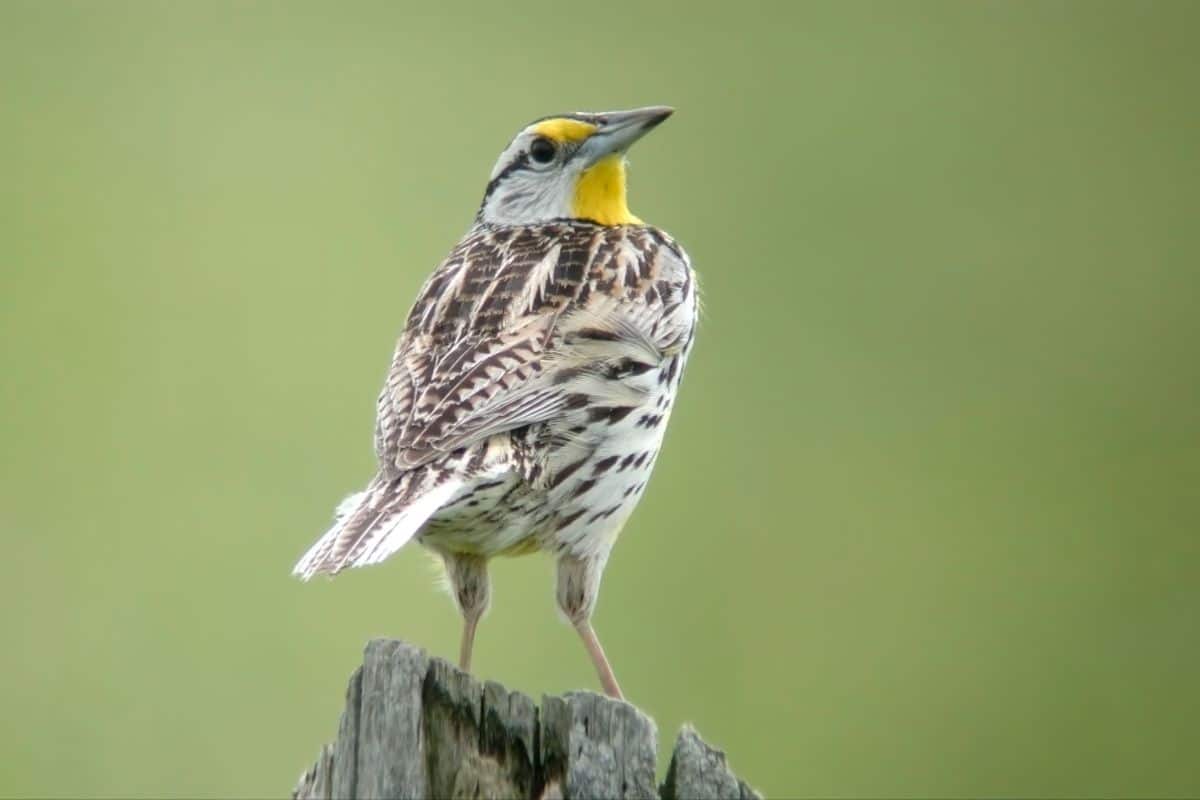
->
{"left": 293, "top": 106, "right": 696, "bottom": 699}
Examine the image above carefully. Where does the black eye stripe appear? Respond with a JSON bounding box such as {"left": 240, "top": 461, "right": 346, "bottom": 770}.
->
{"left": 478, "top": 130, "right": 581, "bottom": 216}
{"left": 481, "top": 152, "right": 531, "bottom": 201}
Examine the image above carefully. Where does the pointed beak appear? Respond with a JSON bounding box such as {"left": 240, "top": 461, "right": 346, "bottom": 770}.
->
{"left": 581, "top": 106, "right": 674, "bottom": 163}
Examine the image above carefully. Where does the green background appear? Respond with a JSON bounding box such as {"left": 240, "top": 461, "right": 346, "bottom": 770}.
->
{"left": 2, "top": 1, "right": 1198, "bottom": 797}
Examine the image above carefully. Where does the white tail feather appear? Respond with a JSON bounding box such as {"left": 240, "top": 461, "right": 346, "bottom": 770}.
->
{"left": 351, "top": 478, "right": 463, "bottom": 567}
{"left": 291, "top": 475, "right": 463, "bottom": 580}
{"left": 333, "top": 490, "right": 368, "bottom": 520}
{"left": 290, "top": 490, "right": 366, "bottom": 579}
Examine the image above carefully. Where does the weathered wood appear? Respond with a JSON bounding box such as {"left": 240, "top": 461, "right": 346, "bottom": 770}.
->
{"left": 540, "top": 691, "right": 657, "bottom": 800}
{"left": 294, "top": 638, "right": 760, "bottom": 800}
{"left": 660, "top": 725, "right": 760, "bottom": 800}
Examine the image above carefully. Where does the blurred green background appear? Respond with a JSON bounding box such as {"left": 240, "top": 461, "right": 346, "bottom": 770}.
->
{"left": 2, "top": 1, "right": 1198, "bottom": 797}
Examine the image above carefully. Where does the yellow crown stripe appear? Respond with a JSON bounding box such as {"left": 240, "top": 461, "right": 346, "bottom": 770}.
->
{"left": 531, "top": 118, "right": 597, "bottom": 144}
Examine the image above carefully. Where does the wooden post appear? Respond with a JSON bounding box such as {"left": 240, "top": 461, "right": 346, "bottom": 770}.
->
{"left": 293, "top": 639, "right": 761, "bottom": 800}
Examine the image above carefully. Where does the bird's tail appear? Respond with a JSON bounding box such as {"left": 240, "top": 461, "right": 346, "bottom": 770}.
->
{"left": 291, "top": 468, "right": 464, "bottom": 580}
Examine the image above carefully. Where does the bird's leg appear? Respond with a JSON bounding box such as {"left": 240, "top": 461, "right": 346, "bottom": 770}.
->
{"left": 557, "top": 553, "right": 624, "bottom": 700}
{"left": 459, "top": 615, "right": 480, "bottom": 673}
{"left": 442, "top": 552, "right": 491, "bottom": 673}
{"left": 575, "top": 619, "right": 623, "bottom": 700}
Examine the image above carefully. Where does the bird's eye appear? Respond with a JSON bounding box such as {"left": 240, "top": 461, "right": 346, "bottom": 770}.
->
{"left": 529, "top": 137, "right": 557, "bottom": 164}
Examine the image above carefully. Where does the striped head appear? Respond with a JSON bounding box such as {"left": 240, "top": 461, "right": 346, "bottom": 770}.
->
{"left": 477, "top": 106, "right": 673, "bottom": 228}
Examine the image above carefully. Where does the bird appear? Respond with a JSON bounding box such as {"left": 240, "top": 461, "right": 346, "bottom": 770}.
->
{"left": 292, "top": 106, "right": 697, "bottom": 700}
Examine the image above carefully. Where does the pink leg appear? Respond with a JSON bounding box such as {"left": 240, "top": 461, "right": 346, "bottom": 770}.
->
{"left": 575, "top": 620, "right": 624, "bottom": 700}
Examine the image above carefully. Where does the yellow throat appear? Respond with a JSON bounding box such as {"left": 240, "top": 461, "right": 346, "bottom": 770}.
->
{"left": 573, "top": 155, "right": 642, "bottom": 226}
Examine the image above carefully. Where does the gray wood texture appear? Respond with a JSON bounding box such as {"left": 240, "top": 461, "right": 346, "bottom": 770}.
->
{"left": 293, "top": 639, "right": 760, "bottom": 800}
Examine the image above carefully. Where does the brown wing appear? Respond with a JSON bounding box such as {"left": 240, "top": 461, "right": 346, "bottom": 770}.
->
{"left": 373, "top": 222, "right": 695, "bottom": 474}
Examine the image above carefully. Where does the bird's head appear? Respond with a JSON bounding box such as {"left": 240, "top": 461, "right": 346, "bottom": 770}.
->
{"left": 477, "top": 106, "right": 673, "bottom": 227}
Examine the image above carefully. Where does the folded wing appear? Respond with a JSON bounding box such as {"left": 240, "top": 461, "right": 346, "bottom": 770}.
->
{"left": 374, "top": 223, "right": 693, "bottom": 475}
